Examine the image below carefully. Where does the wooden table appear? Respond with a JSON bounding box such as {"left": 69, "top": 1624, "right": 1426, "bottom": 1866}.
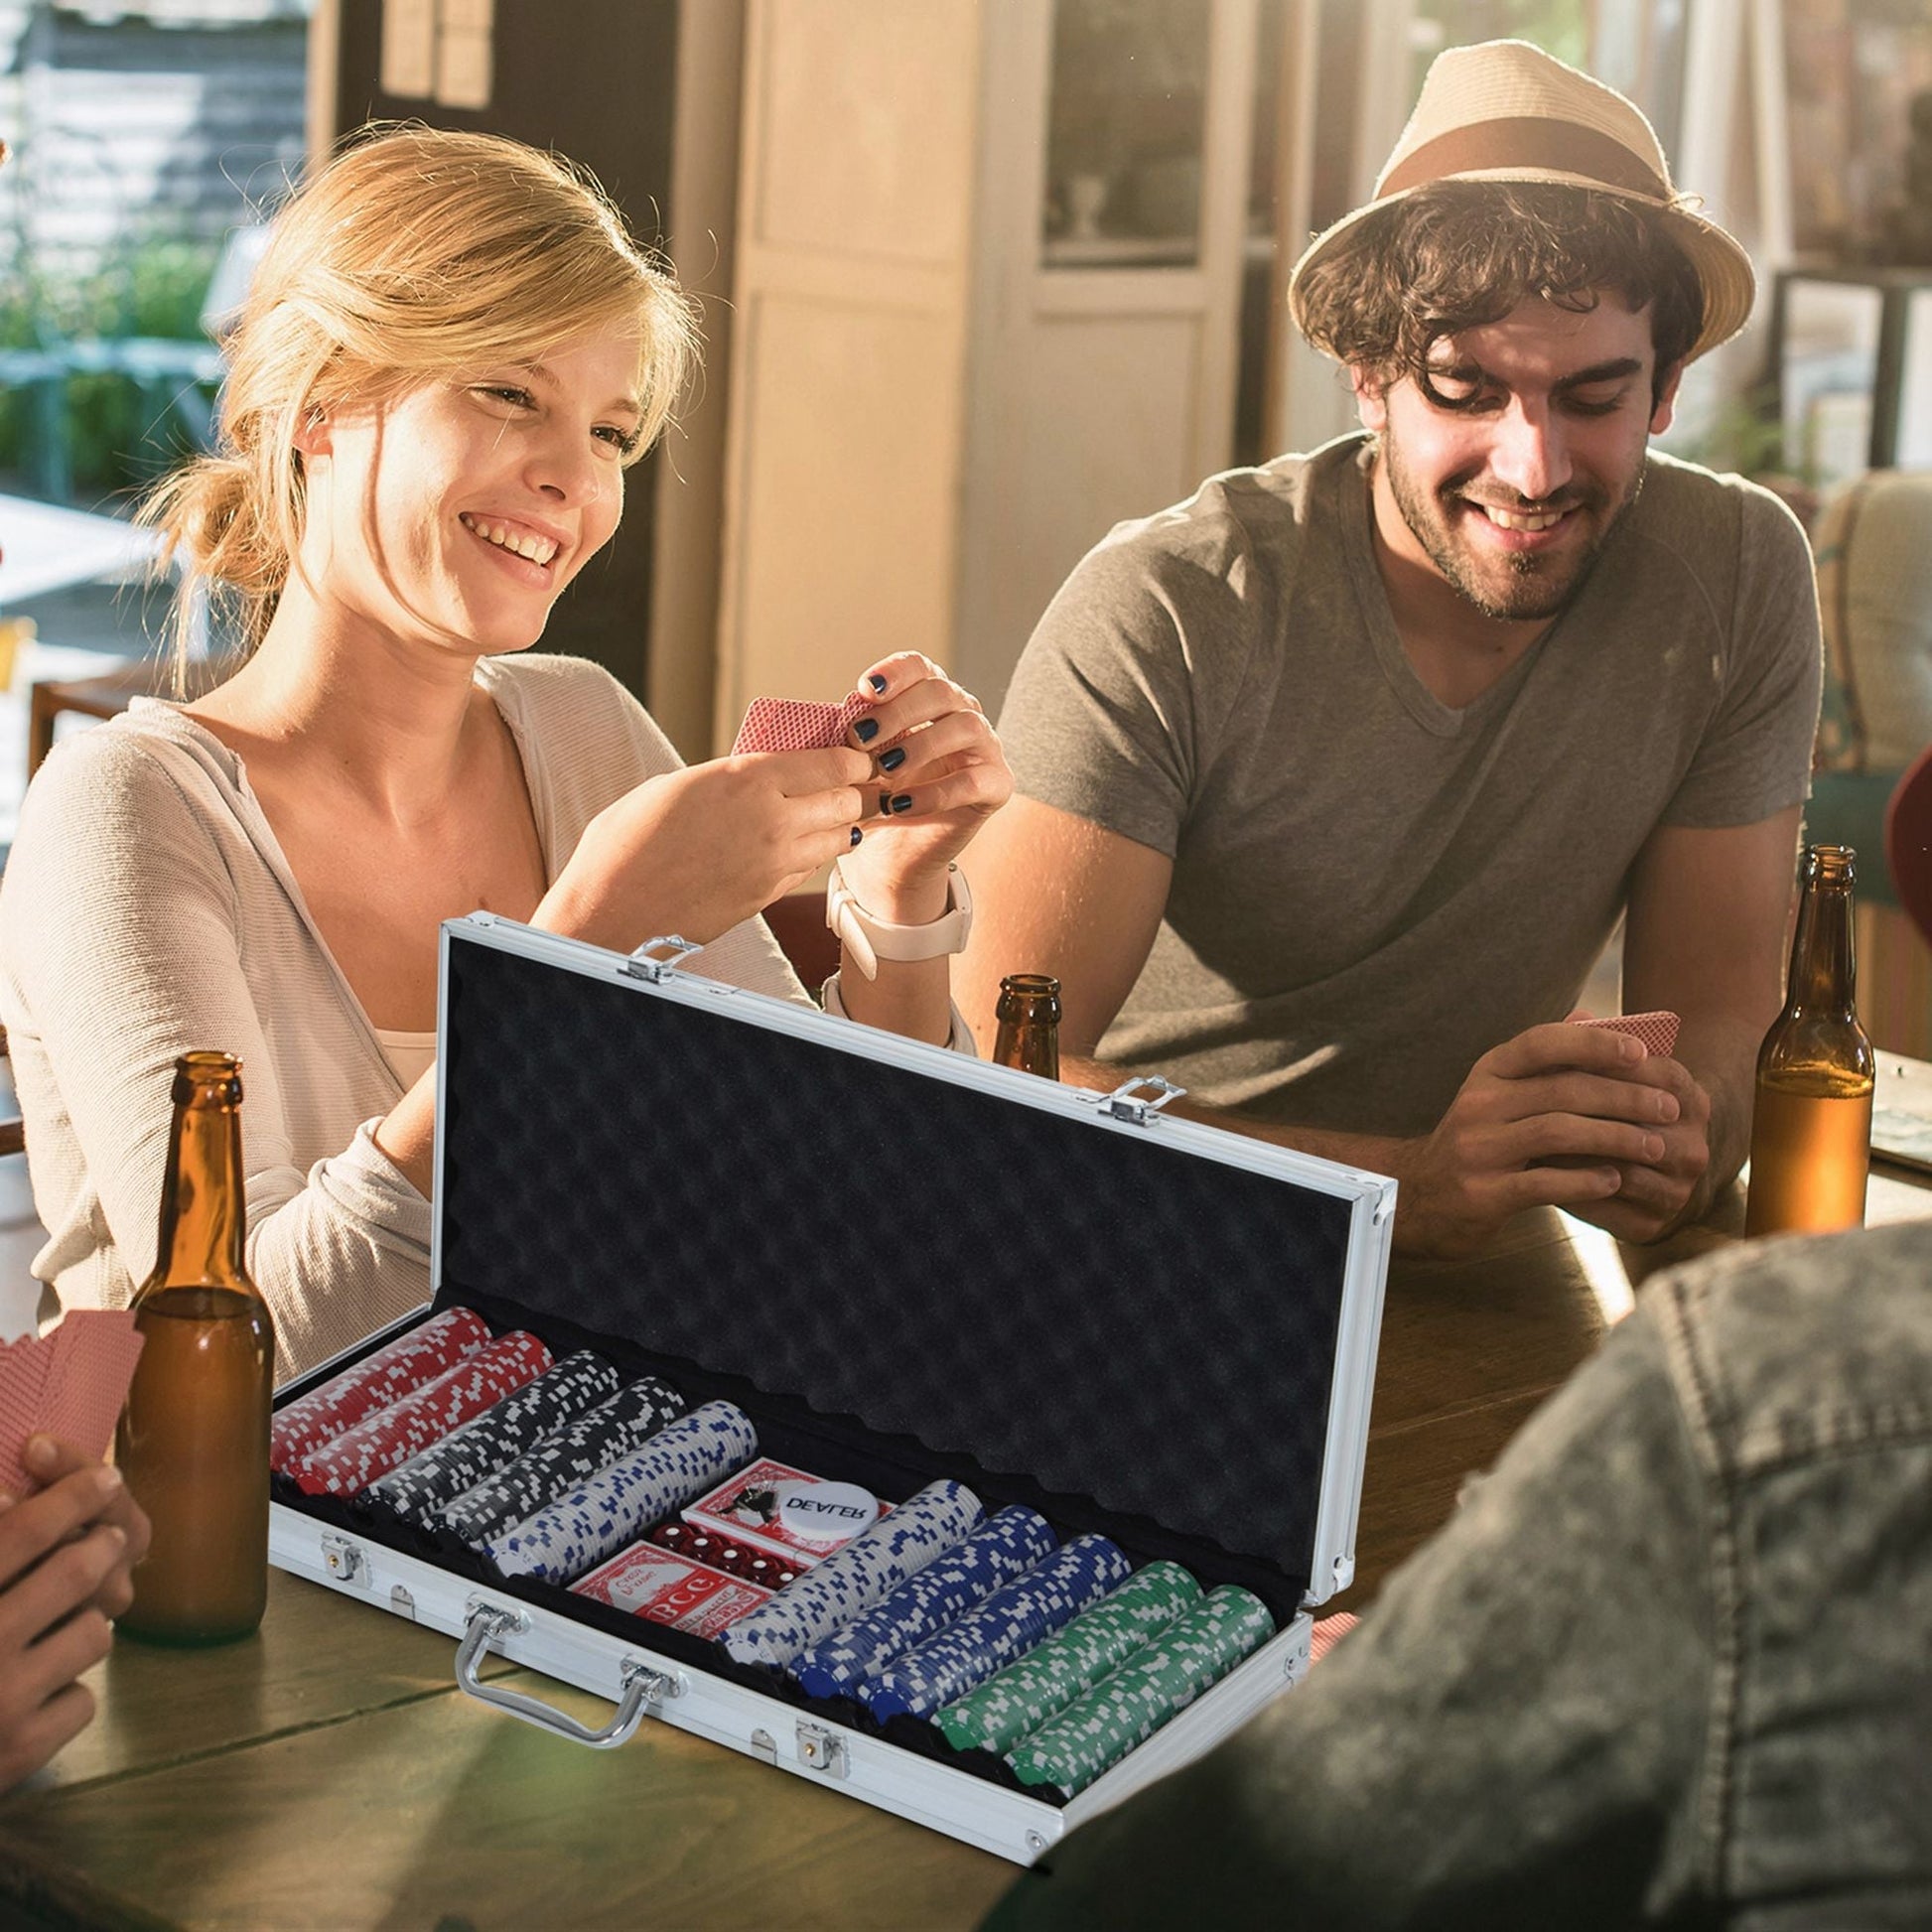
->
{"left": 3, "top": 1173, "right": 1926, "bottom": 1931}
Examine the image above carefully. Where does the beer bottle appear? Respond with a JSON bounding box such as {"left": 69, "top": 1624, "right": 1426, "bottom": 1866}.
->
{"left": 1744, "top": 845, "right": 1875, "bottom": 1236}
{"left": 115, "top": 1053, "right": 276, "bottom": 1643}
{"left": 993, "top": 974, "right": 1061, "bottom": 1080}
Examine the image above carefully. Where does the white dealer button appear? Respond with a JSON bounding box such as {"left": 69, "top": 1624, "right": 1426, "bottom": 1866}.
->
{"left": 776, "top": 1481, "right": 879, "bottom": 1545}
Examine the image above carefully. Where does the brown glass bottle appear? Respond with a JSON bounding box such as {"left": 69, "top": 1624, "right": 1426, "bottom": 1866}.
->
{"left": 115, "top": 1053, "right": 276, "bottom": 1644}
{"left": 1745, "top": 846, "right": 1875, "bottom": 1236}
{"left": 993, "top": 974, "right": 1061, "bottom": 1080}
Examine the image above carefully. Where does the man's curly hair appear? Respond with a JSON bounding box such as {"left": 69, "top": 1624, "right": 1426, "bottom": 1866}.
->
{"left": 1291, "top": 180, "right": 1704, "bottom": 406}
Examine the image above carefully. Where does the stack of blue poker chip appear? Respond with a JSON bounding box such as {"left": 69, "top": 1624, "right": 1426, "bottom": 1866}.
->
{"left": 862, "top": 1534, "right": 1132, "bottom": 1723}
{"left": 719, "top": 1479, "right": 982, "bottom": 1669}
{"left": 439, "top": 1375, "right": 685, "bottom": 1547}
{"left": 362, "top": 1351, "right": 620, "bottom": 1525}
{"left": 791, "top": 1506, "right": 1057, "bottom": 1701}
{"left": 485, "top": 1401, "right": 759, "bottom": 1585}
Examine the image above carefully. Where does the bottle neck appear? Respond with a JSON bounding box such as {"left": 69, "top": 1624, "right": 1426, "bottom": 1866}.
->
{"left": 151, "top": 1091, "right": 250, "bottom": 1292}
{"left": 1786, "top": 879, "right": 1859, "bottom": 1020}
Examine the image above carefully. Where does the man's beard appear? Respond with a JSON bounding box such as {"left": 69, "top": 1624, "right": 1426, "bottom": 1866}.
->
{"left": 1380, "top": 437, "right": 1645, "bottom": 622}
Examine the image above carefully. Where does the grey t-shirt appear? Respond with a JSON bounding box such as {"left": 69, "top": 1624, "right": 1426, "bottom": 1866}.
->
{"left": 999, "top": 435, "right": 1822, "bottom": 1135}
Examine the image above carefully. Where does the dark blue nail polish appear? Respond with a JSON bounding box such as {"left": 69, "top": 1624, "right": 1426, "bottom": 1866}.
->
{"left": 854, "top": 717, "right": 880, "bottom": 744}
{"left": 849, "top": 826, "right": 863, "bottom": 847}
{"left": 878, "top": 790, "right": 893, "bottom": 816}
{"left": 868, "top": 673, "right": 889, "bottom": 694}
{"left": 879, "top": 745, "right": 906, "bottom": 772}
{"left": 890, "top": 792, "right": 913, "bottom": 814}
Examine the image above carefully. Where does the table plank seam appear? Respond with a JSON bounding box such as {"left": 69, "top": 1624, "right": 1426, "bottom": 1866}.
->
{"left": 1367, "top": 1382, "right": 1565, "bottom": 1442}
{"left": 25, "top": 1679, "right": 483, "bottom": 1804}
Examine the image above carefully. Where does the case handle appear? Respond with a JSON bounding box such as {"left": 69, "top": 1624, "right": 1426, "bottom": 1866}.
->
{"left": 455, "top": 1600, "right": 677, "bottom": 1750}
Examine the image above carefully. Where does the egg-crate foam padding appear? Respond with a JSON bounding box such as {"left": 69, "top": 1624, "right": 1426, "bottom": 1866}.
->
{"left": 436, "top": 930, "right": 1354, "bottom": 1594}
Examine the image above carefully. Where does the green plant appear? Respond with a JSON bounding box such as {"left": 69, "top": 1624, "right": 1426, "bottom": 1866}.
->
{"left": 0, "top": 233, "right": 221, "bottom": 501}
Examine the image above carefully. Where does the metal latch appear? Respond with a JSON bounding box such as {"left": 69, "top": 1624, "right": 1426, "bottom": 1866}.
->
{"left": 621, "top": 934, "right": 705, "bottom": 983}
{"left": 320, "top": 1533, "right": 366, "bottom": 1585}
{"left": 796, "top": 1721, "right": 850, "bottom": 1779}
{"left": 1090, "top": 1074, "right": 1186, "bottom": 1126}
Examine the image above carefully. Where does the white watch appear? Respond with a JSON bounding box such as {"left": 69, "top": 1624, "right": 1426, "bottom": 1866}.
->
{"left": 825, "top": 862, "right": 973, "bottom": 981}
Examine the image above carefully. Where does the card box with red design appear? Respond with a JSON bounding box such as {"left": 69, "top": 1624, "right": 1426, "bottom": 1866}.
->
{"left": 682, "top": 1457, "right": 885, "bottom": 1565}
{"left": 267, "top": 913, "right": 1394, "bottom": 1865}
{"left": 572, "top": 1542, "right": 773, "bottom": 1639}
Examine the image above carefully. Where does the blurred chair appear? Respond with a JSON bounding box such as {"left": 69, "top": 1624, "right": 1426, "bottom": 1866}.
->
{"left": 1808, "top": 470, "right": 1932, "bottom": 1051}
{"left": 761, "top": 890, "right": 839, "bottom": 990}
{"left": 28, "top": 658, "right": 163, "bottom": 776}
{"left": 1885, "top": 742, "right": 1932, "bottom": 950}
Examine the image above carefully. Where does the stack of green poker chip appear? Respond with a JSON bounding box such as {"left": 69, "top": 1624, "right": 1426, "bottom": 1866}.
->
{"left": 1007, "top": 1584, "right": 1276, "bottom": 1796}
{"left": 933, "top": 1561, "right": 1201, "bottom": 1755}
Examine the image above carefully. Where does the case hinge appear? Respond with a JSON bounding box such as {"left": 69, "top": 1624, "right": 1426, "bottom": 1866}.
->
{"left": 795, "top": 1720, "right": 850, "bottom": 1778}
{"left": 1087, "top": 1075, "right": 1186, "bottom": 1127}
{"left": 320, "top": 1532, "right": 366, "bottom": 1586}
{"left": 621, "top": 934, "right": 706, "bottom": 984}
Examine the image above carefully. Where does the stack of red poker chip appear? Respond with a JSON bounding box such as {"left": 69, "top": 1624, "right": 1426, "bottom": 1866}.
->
{"left": 271, "top": 1308, "right": 490, "bottom": 1473}
{"left": 293, "top": 1331, "right": 554, "bottom": 1497}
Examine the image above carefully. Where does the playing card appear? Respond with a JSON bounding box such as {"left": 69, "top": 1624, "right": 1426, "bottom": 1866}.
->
{"left": 1575, "top": 1010, "right": 1681, "bottom": 1057}
{"left": 0, "top": 1313, "right": 148, "bottom": 1499}
{"left": 1310, "top": 1609, "right": 1359, "bottom": 1666}
{"left": 0, "top": 1338, "right": 56, "bottom": 1499}
{"left": 40, "top": 1311, "right": 146, "bottom": 1466}
{"left": 732, "top": 693, "right": 872, "bottom": 756}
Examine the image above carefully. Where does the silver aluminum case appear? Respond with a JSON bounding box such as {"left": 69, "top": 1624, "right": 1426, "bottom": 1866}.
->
{"left": 268, "top": 912, "right": 1395, "bottom": 1864}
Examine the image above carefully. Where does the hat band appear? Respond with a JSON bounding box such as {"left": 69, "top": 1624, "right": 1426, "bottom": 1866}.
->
{"left": 1379, "top": 117, "right": 1671, "bottom": 204}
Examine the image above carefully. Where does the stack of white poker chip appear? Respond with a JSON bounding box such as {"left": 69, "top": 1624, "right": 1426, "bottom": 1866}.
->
{"left": 486, "top": 1401, "right": 759, "bottom": 1585}
{"left": 719, "top": 1479, "right": 982, "bottom": 1668}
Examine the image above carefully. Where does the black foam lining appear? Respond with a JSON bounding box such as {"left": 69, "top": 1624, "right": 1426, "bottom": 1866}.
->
{"left": 436, "top": 929, "right": 1353, "bottom": 1585}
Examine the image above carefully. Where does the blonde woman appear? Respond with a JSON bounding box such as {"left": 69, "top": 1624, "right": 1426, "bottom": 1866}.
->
{"left": 0, "top": 129, "right": 1011, "bottom": 1379}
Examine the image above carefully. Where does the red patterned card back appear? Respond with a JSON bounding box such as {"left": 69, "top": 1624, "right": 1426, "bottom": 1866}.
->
{"left": 1575, "top": 1011, "right": 1681, "bottom": 1057}
{"left": 0, "top": 1338, "right": 55, "bottom": 1499}
{"left": 733, "top": 694, "right": 871, "bottom": 756}
{"left": 40, "top": 1312, "right": 146, "bottom": 1465}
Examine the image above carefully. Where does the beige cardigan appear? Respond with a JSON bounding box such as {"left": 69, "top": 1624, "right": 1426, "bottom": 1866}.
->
{"left": 0, "top": 654, "right": 804, "bottom": 1380}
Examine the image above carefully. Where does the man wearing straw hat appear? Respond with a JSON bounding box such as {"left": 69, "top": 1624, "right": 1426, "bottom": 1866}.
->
{"left": 963, "top": 39, "right": 1819, "bottom": 1257}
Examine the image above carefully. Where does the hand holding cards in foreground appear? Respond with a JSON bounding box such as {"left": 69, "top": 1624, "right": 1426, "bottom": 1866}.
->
{"left": 0, "top": 1312, "right": 145, "bottom": 1500}
{"left": 1397, "top": 1019, "right": 1702, "bottom": 1256}
{"left": 0, "top": 1449, "right": 151, "bottom": 1791}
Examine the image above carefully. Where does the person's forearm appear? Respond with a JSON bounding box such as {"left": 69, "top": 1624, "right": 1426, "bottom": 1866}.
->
{"left": 1663, "top": 1013, "right": 1760, "bottom": 1229}
{"left": 371, "top": 1063, "right": 439, "bottom": 1197}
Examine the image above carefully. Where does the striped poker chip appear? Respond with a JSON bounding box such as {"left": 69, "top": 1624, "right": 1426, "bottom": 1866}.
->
{"left": 485, "top": 1401, "right": 759, "bottom": 1585}
{"left": 792, "top": 1506, "right": 1056, "bottom": 1701}
{"left": 1008, "top": 1584, "right": 1276, "bottom": 1795}
{"left": 862, "top": 1534, "right": 1131, "bottom": 1723}
{"left": 292, "top": 1330, "right": 554, "bottom": 1497}
{"left": 271, "top": 1308, "right": 489, "bottom": 1472}
{"left": 362, "top": 1351, "right": 619, "bottom": 1524}
{"left": 438, "top": 1376, "right": 686, "bottom": 1547}
{"left": 719, "top": 1480, "right": 982, "bottom": 1669}
{"left": 935, "top": 1561, "right": 1200, "bottom": 1755}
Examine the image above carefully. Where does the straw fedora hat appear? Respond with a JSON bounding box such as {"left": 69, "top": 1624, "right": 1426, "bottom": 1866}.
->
{"left": 1288, "top": 40, "right": 1755, "bottom": 362}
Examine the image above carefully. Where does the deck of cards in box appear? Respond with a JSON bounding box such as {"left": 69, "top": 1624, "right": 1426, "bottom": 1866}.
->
{"left": 267, "top": 914, "right": 1394, "bottom": 1863}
